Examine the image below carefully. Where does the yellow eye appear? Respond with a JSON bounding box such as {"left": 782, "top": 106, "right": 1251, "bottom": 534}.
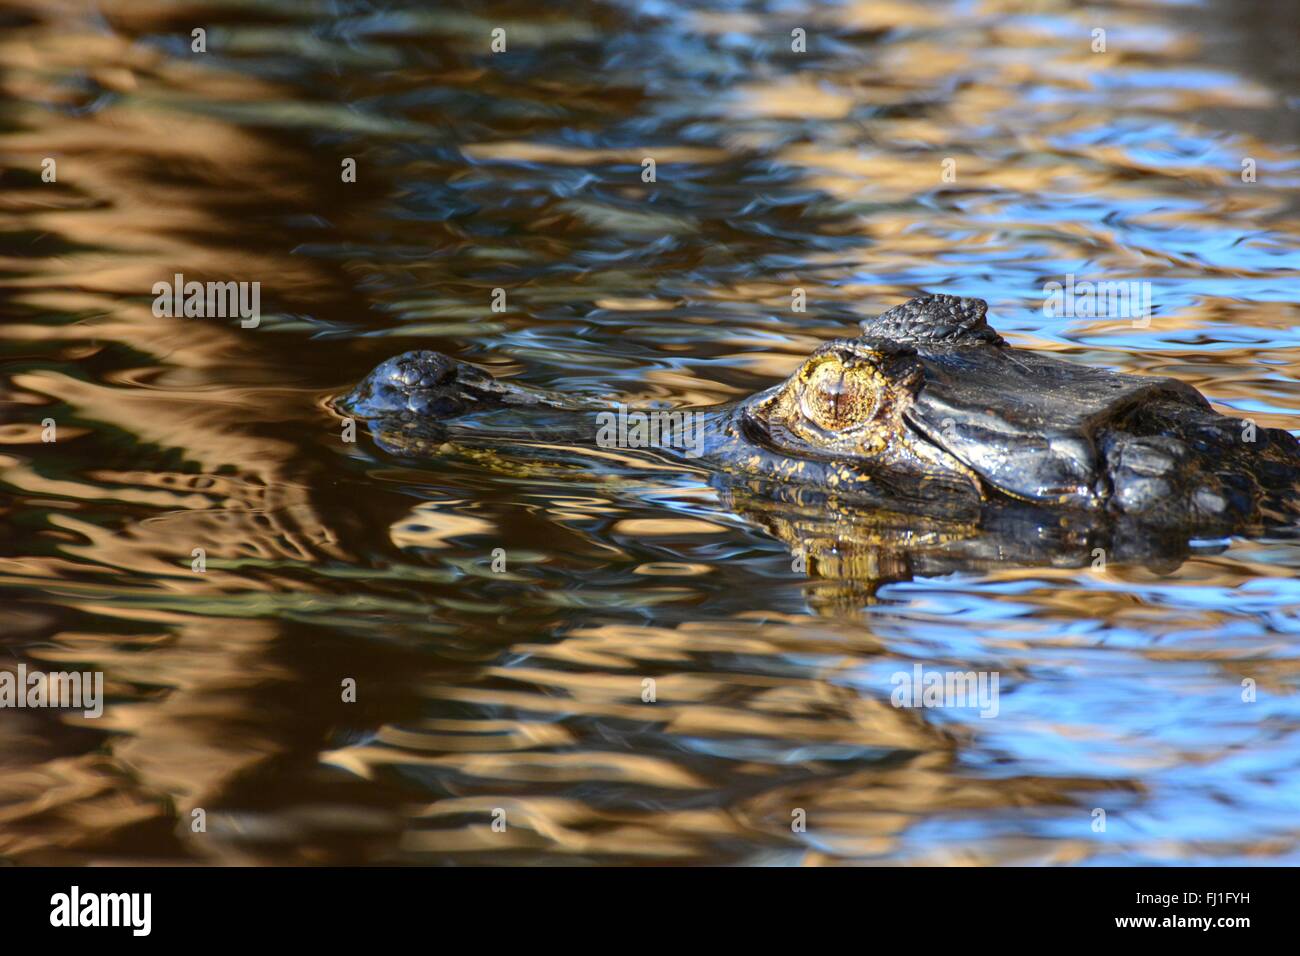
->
{"left": 799, "top": 360, "right": 876, "bottom": 431}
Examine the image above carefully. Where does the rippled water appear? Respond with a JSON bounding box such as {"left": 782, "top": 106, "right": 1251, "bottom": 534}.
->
{"left": 1, "top": 0, "right": 1298, "bottom": 865}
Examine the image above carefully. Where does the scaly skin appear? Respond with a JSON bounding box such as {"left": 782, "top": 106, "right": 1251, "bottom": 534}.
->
{"left": 339, "top": 295, "right": 1300, "bottom": 537}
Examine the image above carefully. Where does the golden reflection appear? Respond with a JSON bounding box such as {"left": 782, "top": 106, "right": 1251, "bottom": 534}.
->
{"left": 1, "top": 0, "right": 1298, "bottom": 867}
{"left": 0, "top": 0, "right": 358, "bottom": 862}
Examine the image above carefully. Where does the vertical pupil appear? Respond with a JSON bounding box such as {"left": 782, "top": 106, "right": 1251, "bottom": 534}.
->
{"left": 797, "top": 361, "right": 872, "bottom": 430}
{"left": 801, "top": 366, "right": 853, "bottom": 427}
{"left": 821, "top": 371, "right": 845, "bottom": 419}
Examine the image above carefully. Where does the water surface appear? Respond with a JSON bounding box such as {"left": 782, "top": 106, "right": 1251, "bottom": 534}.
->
{"left": 1, "top": 0, "right": 1298, "bottom": 864}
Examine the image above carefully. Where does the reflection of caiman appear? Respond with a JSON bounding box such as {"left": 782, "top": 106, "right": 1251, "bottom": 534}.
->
{"left": 340, "top": 295, "right": 1300, "bottom": 566}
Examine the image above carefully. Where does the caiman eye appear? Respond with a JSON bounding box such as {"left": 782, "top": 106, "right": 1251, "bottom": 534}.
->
{"left": 799, "top": 360, "right": 875, "bottom": 431}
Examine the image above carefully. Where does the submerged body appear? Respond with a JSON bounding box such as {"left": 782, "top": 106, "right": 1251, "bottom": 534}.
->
{"left": 340, "top": 295, "right": 1300, "bottom": 539}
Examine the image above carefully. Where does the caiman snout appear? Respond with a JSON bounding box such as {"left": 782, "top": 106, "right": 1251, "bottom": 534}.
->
{"left": 340, "top": 350, "right": 493, "bottom": 420}
{"left": 340, "top": 349, "right": 584, "bottom": 424}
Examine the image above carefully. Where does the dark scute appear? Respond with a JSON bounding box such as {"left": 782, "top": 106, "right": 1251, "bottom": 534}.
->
{"left": 860, "top": 294, "right": 1006, "bottom": 346}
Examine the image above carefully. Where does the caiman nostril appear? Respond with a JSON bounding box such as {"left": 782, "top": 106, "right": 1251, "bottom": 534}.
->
{"left": 394, "top": 352, "right": 453, "bottom": 388}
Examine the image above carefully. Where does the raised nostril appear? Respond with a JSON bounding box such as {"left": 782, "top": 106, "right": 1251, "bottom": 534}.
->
{"left": 393, "top": 351, "right": 451, "bottom": 388}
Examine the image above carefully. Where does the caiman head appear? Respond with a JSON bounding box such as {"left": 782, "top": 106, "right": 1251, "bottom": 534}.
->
{"left": 739, "top": 295, "right": 1300, "bottom": 531}
{"left": 339, "top": 294, "right": 1300, "bottom": 533}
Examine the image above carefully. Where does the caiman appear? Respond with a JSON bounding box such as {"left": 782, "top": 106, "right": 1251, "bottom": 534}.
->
{"left": 338, "top": 295, "right": 1300, "bottom": 568}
